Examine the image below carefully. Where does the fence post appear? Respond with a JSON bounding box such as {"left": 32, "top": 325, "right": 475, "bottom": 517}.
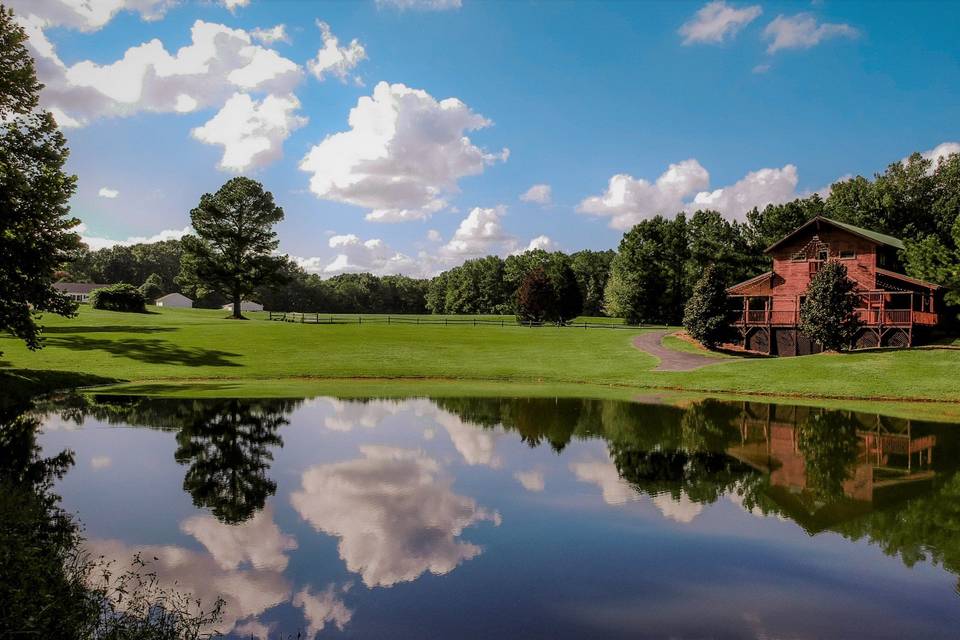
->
{"left": 445, "top": 318, "right": 448, "bottom": 326}
{"left": 388, "top": 316, "right": 391, "bottom": 325}
{"left": 359, "top": 316, "right": 362, "bottom": 325}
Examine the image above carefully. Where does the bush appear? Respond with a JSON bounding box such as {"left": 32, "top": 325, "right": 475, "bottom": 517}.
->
{"left": 799, "top": 260, "right": 862, "bottom": 351}
{"left": 90, "top": 284, "right": 147, "bottom": 313}
{"left": 683, "top": 265, "right": 731, "bottom": 349}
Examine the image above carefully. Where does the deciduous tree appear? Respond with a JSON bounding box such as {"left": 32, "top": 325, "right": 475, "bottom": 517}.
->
{"left": 683, "top": 265, "right": 731, "bottom": 349}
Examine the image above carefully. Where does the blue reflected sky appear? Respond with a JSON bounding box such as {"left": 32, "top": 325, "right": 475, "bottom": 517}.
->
{"left": 38, "top": 397, "right": 960, "bottom": 639}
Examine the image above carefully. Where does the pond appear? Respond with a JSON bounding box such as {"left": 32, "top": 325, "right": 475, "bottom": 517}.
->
{"left": 12, "top": 393, "right": 960, "bottom": 638}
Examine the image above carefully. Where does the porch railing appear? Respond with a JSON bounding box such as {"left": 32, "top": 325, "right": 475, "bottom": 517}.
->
{"left": 732, "top": 308, "right": 933, "bottom": 327}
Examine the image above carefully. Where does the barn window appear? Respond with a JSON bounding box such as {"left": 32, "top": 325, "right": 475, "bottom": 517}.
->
{"left": 840, "top": 249, "right": 856, "bottom": 259}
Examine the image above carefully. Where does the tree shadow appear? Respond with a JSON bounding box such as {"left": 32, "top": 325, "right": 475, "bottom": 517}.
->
{"left": 44, "top": 336, "right": 240, "bottom": 368}
{"left": 41, "top": 326, "right": 177, "bottom": 335}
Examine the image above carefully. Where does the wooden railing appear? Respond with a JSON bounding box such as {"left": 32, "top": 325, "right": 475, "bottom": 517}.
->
{"left": 733, "top": 308, "right": 931, "bottom": 327}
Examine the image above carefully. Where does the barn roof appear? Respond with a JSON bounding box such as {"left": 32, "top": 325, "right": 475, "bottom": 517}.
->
{"left": 53, "top": 282, "right": 107, "bottom": 294}
{"left": 156, "top": 293, "right": 193, "bottom": 302}
{"left": 727, "top": 271, "right": 773, "bottom": 294}
{"left": 765, "top": 216, "right": 905, "bottom": 253}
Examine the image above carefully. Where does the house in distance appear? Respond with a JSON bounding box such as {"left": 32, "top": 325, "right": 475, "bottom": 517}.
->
{"left": 727, "top": 217, "right": 942, "bottom": 356}
{"left": 155, "top": 293, "right": 193, "bottom": 308}
{"left": 52, "top": 282, "right": 105, "bottom": 304}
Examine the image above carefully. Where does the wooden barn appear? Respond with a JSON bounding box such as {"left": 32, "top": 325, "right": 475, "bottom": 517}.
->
{"left": 727, "top": 216, "right": 942, "bottom": 356}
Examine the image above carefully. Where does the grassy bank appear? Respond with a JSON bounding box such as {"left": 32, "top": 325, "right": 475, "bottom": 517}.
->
{"left": 2, "top": 306, "right": 959, "bottom": 405}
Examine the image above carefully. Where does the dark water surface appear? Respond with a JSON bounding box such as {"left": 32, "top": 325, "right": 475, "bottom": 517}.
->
{"left": 25, "top": 394, "right": 960, "bottom": 638}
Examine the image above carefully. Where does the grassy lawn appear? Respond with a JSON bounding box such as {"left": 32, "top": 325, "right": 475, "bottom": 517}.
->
{"left": 2, "top": 306, "right": 959, "bottom": 406}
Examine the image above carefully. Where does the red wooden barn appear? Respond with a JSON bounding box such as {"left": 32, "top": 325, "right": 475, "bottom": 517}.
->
{"left": 726, "top": 216, "right": 942, "bottom": 356}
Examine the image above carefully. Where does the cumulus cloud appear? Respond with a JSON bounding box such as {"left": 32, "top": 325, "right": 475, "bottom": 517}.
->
{"left": 16, "top": 17, "right": 302, "bottom": 128}
{"left": 679, "top": 1, "right": 762, "bottom": 45}
{"left": 579, "top": 159, "right": 802, "bottom": 227}
{"left": 191, "top": 92, "right": 307, "bottom": 171}
{"left": 90, "top": 455, "right": 112, "bottom": 470}
{"left": 514, "top": 470, "right": 545, "bottom": 492}
{"left": 79, "top": 225, "right": 193, "bottom": 251}
{"left": 431, "top": 409, "right": 502, "bottom": 468}
{"left": 222, "top": 0, "right": 250, "bottom": 11}
{"left": 519, "top": 183, "right": 552, "bottom": 205}
{"left": 293, "top": 233, "right": 420, "bottom": 277}
{"left": 441, "top": 206, "right": 518, "bottom": 258}
{"left": 313, "top": 398, "right": 405, "bottom": 432}
{"left": 251, "top": 24, "right": 289, "bottom": 45}
{"left": 98, "top": 187, "right": 119, "bottom": 199}
{"left": 522, "top": 235, "right": 558, "bottom": 253}
{"left": 180, "top": 506, "right": 298, "bottom": 572}
{"left": 763, "top": 13, "right": 859, "bottom": 53}
{"left": 376, "top": 0, "right": 462, "bottom": 10}
{"left": 293, "top": 585, "right": 353, "bottom": 637}
{"left": 427, "top": 229, "right": 443, "bottom": 242}
{"left": 578, "top": 159, "right": 710, "bottom": 229}
{"left": 691, "top": 164, "right": 799, "bottom": 221}
{"left": 7, "top": 0, "right": 174, "bottom": 32}
{"left": 299, "top": 82, "right": 508, "bottom": 222}
{"left": 290, "top": 446, "right": 500, "bottom": 587}
{"left": 307, "top": 21, "right": 366, "bottom": 83}
{"left": 915, "top": 141, "right": 960, "bottom": 170}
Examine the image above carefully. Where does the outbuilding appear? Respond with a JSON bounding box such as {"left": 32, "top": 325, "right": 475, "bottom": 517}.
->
{"left": 52, "top": 282, "right": 106, "bottom": 303}
{"left": 155, "top": 293, "right": 193, "bottom": 308}
{"left": 222, "top": 300, "right": 264, "bottom": 312}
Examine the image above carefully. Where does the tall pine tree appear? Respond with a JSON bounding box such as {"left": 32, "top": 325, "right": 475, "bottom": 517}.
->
{"left": 178, "top": 177, "right": 286, "bottom": 319}
{"left": 799, "top": 260, "right": 862, "bottom": 351}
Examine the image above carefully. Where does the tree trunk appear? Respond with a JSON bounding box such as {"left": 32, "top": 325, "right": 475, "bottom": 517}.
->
{"left": 233, "top": 290, "right": 242, "bottom": 319}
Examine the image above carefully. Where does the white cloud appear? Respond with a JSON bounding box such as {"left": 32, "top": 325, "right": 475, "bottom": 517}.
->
{"left": 752, "top": 63, "right": 771, "bottom": 74}
{"left": 7, "top": 0, "right": 174, "bottom": 32}
{"left": 679, "top": 1, "right": 762, "bottom": 45}
{"left": 222, "top": 0, "right": 250, "bottom": 11}
{"left": 90, "top": 455, "right": 112, "bottom": 470}
{"left": 441, "top": 206, "right": 518, "bottom": 258}
{"left": 294, "top": 234, "right": 419, "bottom": 276}
{"left": 314, "top": 398, "right": 405, "bottom": 432}
{"left": 180, "top": 506, "right": 298, "bottom": 572}
{"left": 251, "top": 24, "right": 289, "bottom": 45}
{"left": 916, "top": 141, "right": 960, "bottom": 170}
{"left": 580, "top": 160, "right": 803, "bottom": 227}
{"left": 691, "top": 164, "right": 799, "bottom": 221}
{"left": 763, "top": 13, "right": 858, "bottom": 53}
{"left": 519, "top": 183, "right": 552, "bottom": 205}
{"left": 427, "top": 229, "right": 443, "bottom": 242}
{"left": 290, "top": 446, "right": 500, "bottom": 588}
{"left": 299, "top": 82, "right": 508, "bottom": 222}
{"left": 191, "top": 92, "right": 307, "bottom": 171}
{"left": 514, "top": 470, "right": 545, "bottom": 492}
{"left": 80, "top": 225, "right": 193, "bottom": 251}
{"left": 578, "top": 159, "right": 710, "bottom": 229}
{"left": 17, "top": 17, "right": 302, "bottom": 129}
{"left": 651, "top": 493, "right": 704, "bottom": 523}
{"left": 432, "top": 410, "right": 501, "bottom": 468}
{"left": 376, "top": 0, "right": 462, "bottom": 10}
{"left": 293, "top": 585, "right": 353, "bottom": 637}
{"left": 98, "top": 187, "right": 119, "bottom": 199}
{"left": 307, "top": 21, "right": 366, "bottom": 83}
{"left": 522, "top": 235, "right": 558, "bottom": 253}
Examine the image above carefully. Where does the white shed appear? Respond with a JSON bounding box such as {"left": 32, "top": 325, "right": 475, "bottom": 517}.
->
{"left": 155, "top": 293, "right": 193, "bottom": 308}
{"left": 222, "top": 300, "right": 264, "bottom": 312}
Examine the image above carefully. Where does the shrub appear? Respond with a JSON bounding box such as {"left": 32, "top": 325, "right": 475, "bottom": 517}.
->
{"left": 90, "top": 284, "right": 147, "bottom": 313}
{"left": 683, "top": 265, "right": 731, "bottom": 349}
{"left": 799, "top": 260, "right": 862, "bottom": 351}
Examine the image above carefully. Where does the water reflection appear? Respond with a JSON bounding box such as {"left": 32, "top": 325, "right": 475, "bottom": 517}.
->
{"left": 23, "top": 393, "right": 960, "bottom": 637}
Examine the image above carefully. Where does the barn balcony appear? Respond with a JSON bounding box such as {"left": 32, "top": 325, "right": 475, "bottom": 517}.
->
{"left": 729, "top": 290, "right": 939, "bottom": 329}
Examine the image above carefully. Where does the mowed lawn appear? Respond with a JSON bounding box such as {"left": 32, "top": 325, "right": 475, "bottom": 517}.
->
{"left": 2, "top": 306, "right": 960, "bottom": 402}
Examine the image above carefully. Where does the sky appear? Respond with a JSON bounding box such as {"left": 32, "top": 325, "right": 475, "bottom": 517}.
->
{"left": 11, "top": 0, "right": 960, "bottom": 277}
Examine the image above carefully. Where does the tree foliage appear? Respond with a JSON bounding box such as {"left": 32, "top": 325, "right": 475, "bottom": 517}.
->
{"left": 799, "top": 260, "right": 862, "bottom": 351}
{"left": 0, "top": 7, "right": 80, "bottom": 352}
{"left": 516, "top": 267, "right": 555, "bottom": 323}
{"left": 139, "top": 273, "right": 164, "bottom": 301}
{"left": 178, "top": 177, "right": 286, "bottom": 319}
{"left": 683, "top": 265, "right": 731, "bottom": 349}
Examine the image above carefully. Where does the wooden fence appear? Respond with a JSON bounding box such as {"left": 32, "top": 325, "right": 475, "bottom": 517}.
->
{"left": 266, "top": 311, "right": 657, "bottom": 330}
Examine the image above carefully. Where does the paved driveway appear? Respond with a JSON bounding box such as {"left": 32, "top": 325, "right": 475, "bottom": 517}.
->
{"left": 633, "top": 330, "right": 729, "bottom": 372}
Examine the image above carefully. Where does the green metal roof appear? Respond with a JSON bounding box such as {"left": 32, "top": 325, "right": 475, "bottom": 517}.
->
{"left": 765, "top": 216, "right": 905, "bottom": 253}
{"left": 819, "top": 217, "right": 905, "bottom": 250}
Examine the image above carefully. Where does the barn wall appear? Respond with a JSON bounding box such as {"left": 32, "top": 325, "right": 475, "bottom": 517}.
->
{"left": 770, "top": 226, "right": 877, "bottom": 297}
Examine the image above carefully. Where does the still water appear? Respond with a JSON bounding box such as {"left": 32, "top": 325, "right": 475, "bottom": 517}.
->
{"left": 25, "top": 394, "right": 960, "bottom": 638}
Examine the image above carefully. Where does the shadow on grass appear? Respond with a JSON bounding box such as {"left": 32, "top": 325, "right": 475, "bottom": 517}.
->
{"left": 0, "top": 369, "right": 118, "bottom": 408}
{"left": 93, "top": 382, "right": 252, "bottom": 397}
{"left": 45, "top": 336, "right": 240, "bottom": 368}
{"left": 41, "top": 326, "right": 177, "bottom": 335}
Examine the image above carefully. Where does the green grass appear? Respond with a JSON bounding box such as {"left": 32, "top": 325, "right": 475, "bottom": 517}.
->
{"left": 2, "top": 306, "right": 960, "bottom": 408}
{"left": 660, "top": 334, "right": 732, "bottom": 359}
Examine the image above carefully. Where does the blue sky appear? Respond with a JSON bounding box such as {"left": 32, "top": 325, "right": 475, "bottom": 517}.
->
{"left": 12, "top": 0, "right": 960, "bottom": 276}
